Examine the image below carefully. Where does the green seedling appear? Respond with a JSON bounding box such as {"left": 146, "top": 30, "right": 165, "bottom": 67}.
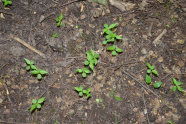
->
{"left": 166, "top": 24, "right": 170, "bottom": 28}
{"left": 153, "top": 81, "right": 162, "bottom": 88}
{"left": 76, "top": 68, "right": 91, "bottom": 78}
{"left": 2, "top": 0, "right": 12, "bottom": 7}
{"left": 75, "top": 25, "right": 79, "bottom": 29}
{"left": 110, "top": 90, "right": 122, "bottom": 101}
{"left": 30, "top": 97, "right": 45, "bottom": 113}
{"left": 107, "top": 45, "right": 123, "bottom": 56}
{"left": 84, "top": 49, "right": 99, "bottom": 71}
{"left": 31, "top": 68, "right": 47, "bottom": 80}
{"left": 25, "top": 58, "right": 37, "bottom": 71}
{"left": 102, "top": 23, "right": 118, "bottom": 35}
{"left": 52, "top": 33, "right": 59, "bottom": 38}
{"left": 96, "top": 98, "right": 102, "bottom": 103}
{"left": 103, "top": 32, "right": 122, "bottom": 45}
{"left": 74, "top": 86, "right": 91, "bottom": 99}
{"left": 145, "top": 62, "right": 159, "bottom": 84}
{"left": 168, "top": 120, "right": 175, "bottom": 124}
{"left": 172, "top": 78, "right": 183, "bottom": 92}
{"left": 56, "top": 13, "right": 63, "bottom": 27}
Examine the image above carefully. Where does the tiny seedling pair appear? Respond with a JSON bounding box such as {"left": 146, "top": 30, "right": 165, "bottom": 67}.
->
{"left": 110, "top": 90, "right": 122, "bottom": 101}
{"left": 30, "top": 97, "right": 45, "bottom": 113}
{"left": 56, "top": 13, "right": 63, "bottom": 27}
{"left": 145, "top": 62, "right": 162, "bottom": 88}
{"left": 52, "top": 33, "right": 59, "bottom": 38}
{"left": 25, "top": 58, "right": 47, "bottom": 80}
{"left": 172, "top": 78, "right": 183, "bottom": 92}
{"left": 2, "top": 0, "right": 12, "bottom": 7}
{"left": 74, "top": 86, "right": 91, "bottom": 99}
{"left": 107, "top": 45, "right": 123, "bottom": 56}
{"left": 76, "top": 49, "right": 99, "bottom": 78}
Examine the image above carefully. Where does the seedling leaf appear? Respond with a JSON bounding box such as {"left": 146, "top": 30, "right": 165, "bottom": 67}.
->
{"left": 26, "top": 66, "right": 30, "bottom": 71}
{"left": 107, "top": 45, "right": 116, "bottom": 51}
{"left": 112, "top": 51, "right": 117, "bottom": 56}
{"left": 25, "top": 58, "right": 31, "bottom": 64}
{"left": 94, "top": 54, "right": 99, "bottom": 59}
{"left": 37, "top": 74, "right": 42, "bottom": 80}
{"left": 32, "top": 99, "right": 37, "bottom": 104}
{"left": 74, "top": 87, "right": 82, "bottom": 92}
{"left": 177, "top": 85, "right": 183, "bottom": 92}
{"left": 84, "top": 68, "right": 91, "bottom": 74}
{"left": 109, "top": 23, "right": 118, "bottom": 29}
{"left": 30, "top": 104, "right": 36, "bottom": 112}
{"left": 103, "top": 41, "right": 107, "bottom": 45}
{"left": 152, "top": 70, "right": 159, "bottom": 76}
{"left": 116, "top": 35, "right": 122, "bottom": 40}
{"left": 172, "top": 86, "right": 176, "bottom": 92}
{"left": 38, "top": 97, "right": 45, "bottom": 104}
{"left": 40, "top": 70, "right": 48, "bottom": 75}
{"left": 104, "top": 24, "right": 108, "bottom": 28}
{"left": 115, "top": 47, "right": 123, "bottom": 53}
{"left": 86, "top": 94, "right": 91, "bottom": 99}
{"left": 145, "top": 74, "right": 151, "bottom": 84}
{"left": 79, "top": 92, "right": 83, "bottom": 97}
{"left": 146, "top": 62, "right": 152, "bottom": 69}
{"left": 153, "top": 82, "right": 162, "bottom": 88}
{"left": 114, "top": 96, "right": 122, "bottom": 101}
{"left": 147, "top": 69, "right": 151, "bottom": 74}
{"left": 36, "top": 104, "right": 41, "bottom": 109}
{"left": 89, "top": 63, "right": 94, "bottom": 71}
{"left": 30, "top": 65, "right": 37, "bottom": 70}
{"left": 83, "top": 90, "right": 87, "bottom": 94}
{"left": 76, "top": 69, "right": 83, "bottom": 73}
{"left": 31, "top": 70, "right": 39, "bottom": 74}
{"left": 82, "top": 73, "right": 87, "bottom": 78}
{"left": 84, "top": 60, "right": 89, "bottom": 65}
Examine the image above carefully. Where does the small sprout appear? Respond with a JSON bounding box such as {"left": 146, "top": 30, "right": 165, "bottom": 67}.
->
{"left": 145, "top": 74, "right": 151, "bottom": 84}
{"left": 109, "top": 90, "right": 122, "bottom": 101}
{"left": 30, "top": 97, "right": 45, "bottom": 113}
{"left": 96, "top": 98, "right": 102, "bottom": 103}
{"left": 102, "top": 23, "right": 118, "bottom": 35}
{"left": 76, "top": 68, "right": 91, "bottom": 78}
{"left": 24, "top": 58, "right": 37, "bottom": 71}
{"left": 153, "top": 81, "right": 162, "bottom": 88}
{"left": 172, "top": 78, "right": 183, "bottom": 92}
{"left": 166, "top": 24, "right": 170, "bottom": 28}
{"left": 146, "top": 62, "right": 159, "bottom": 76}
{"left": 107, "top": 45, "right": 123, "bottom": 56}
{"left": 52, "top": 33, "right": 59, "bottom": 38}
{"left": 30, "top": 68, "right": 48, "bottom": 80}
{"left": 74, "top": 86, "right": 91, "bottom": 99}
{"left": 2, "top": 0, "right": 12, "bottom": 7}
{"left": 85, "top": 49, "right": 99, "bottom": 71}
{"left": 75, "top": 25, "right": 79, "bottom": 29}
{"left": 168, "top": 120, "right": 175, "bottom": 124}
{"left": 56, "top": 13, "right": 63, "bottom": 27}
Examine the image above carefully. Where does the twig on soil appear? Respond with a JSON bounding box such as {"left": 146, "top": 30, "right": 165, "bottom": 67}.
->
{"left": 153, "top": 29, "right": 167, "bottom": 46}
{"left": 147, "top": 22, "right": 153, "bottom": 37}
{"left": 3, "top": 81, "right": 13, "bottom": 104}
{"left": 142, "top": 88, "right": 150, "bottom": 124}
{"left": 9, "top": 34, "right": 46, "bottom": 58}
{"left": 122, "top": 68, "right": 160, "bottom": 98}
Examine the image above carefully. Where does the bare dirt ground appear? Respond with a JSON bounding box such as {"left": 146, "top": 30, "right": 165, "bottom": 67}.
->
{"left": 0, "top": 0, "right": 185, "bottom": 123}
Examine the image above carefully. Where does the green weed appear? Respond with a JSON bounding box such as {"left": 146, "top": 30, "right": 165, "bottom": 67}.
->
{"left": 30, "top": 97, "right": 45, "bottom": 113}
{"left": 25, "top": 58, "right": 37, "bottom": 71}
{"left": 2, "top": 0, "right": 12, "bottom": 7}
{"left": 56, "top": 13, "right": 63, "bottom": 27}
{"left": 52, "top": 33, "right": 59, "bottom": 38}
{"left": 76, "top": 68, "right": 91, "bottom": 78}
{"left": 74, "top": 86, "right": 91, "bottom": 99}
{"left": 110, "top": 90, "right": 122, "bottom": 101}
{"left": 107, "top": 45, "right": 123, "bottom": 56}
{"left": 172, "top": 78, "right": 183, "bottom": 92}
{"left": 168, "top": 120, "right": 175, "bottom": 124}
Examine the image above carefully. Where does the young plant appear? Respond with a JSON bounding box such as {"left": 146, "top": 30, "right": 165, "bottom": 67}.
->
{"left": 2, "top": 0, "right": 12, "bottom": 7}
{"left": 103, "top": 32, "right": 122, "bottom": 45}
{"left": 30, "top": 97, "right": 45, "bottom": 113}
{"left": 172, "top": 78, "right": 183, "bottom": 92}
{"left": 168, "top": 120, "right": 174, "bottom": 124}
{"left": 74, "top": 86, "right": 91, "bottom": 99}
{"left": 84, "top": 49, "right": 99, "bottom": 71}
{"left": 107, "top": 45, "right": 123, "bottom": 56}
{"left": 31, "top": 68, "right": 48, "bottom": 80}
{"left": 24, "top": 58, "right": 37, "bottom": 71}
{"left": 109, "top": 90, "right": 122, "bottom": 101}
{"left": 76, "top": 68, "right": 91, "bottom": 78}
{"left": 56, "top": 13, "right": 63, "bottom": 27}
{"left": 102, "top": 23, "right": 118, "bottom": 35}
{"left": 52, "top": 33, "right": 59, "bottom": 38}
{"left": 145, "top": 62, "right": 159, "bottom": 84}
{"left": 153, "top": 81, "right": 162, "bottom": 88}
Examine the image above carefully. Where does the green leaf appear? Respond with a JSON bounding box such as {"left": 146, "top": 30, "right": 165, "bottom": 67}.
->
{"left": 30, "top": 104, "right": 36, "bottom": 112}
{"left": 59, "top": 13, "right": 63, "bottom": 20}
{"left": 146, "top": 62, "right": 152, "bottom": 69}
{"left": 107, "top": 45, "right": 116, "bottom": 51}
{"left": 84, "top": 68, "right": 91, "bottom": 74}
{"left": 176, "top": 81, "right": 182, "bottom": 86}
{"left": 24, "top": 58, "right": 31, "bottom": 64}
{"left": 145, "top": 74, "right": 151, "bottom": 84}
{"left": 76, "top": 69, "right": 83, "bottom": 73}
{"left": 30, "top": 60, "right": 34, "bottom": 65}
{"left": 115, "top": 47, "right": 123, "bottom": 53}
{"left": 114, "top": 96, "right": 122, "bottom": 101}
{"left": 32, "top": 99, "right": 37, "bottom": 104}
{"left": 112, "top": 51, "right": 117, "bottom": 56}
{"left": 87, "top": 88, "right": 91, "bottom": 93}
{"left": 82, "top": 73, "right": 87, "bottom": 78}
{"left": 153, "top": 82, "right": 162, "bottom": 88}
{"left": 86, "top": 94, "right": 91, "bottom": 99}
{"left": 152, "top": 70, "right": 159, "bottom": 76}
{"left": 86, "top": 52, "right": 92, "bottom": 61}
{"left": 90, "top": 49, "right": 95, "bottom": 56}
{"left": 52, "top": 33, "right": 59, "bottom": 38}
{"left": 74, "top": 87, "right": 83, "bottom": 92}
{"left": 104, "top": 24, "right": 108, "bottom": 28}
{"left": 115, "top": 35, "right": 122, "bottom": 40}
{"left": 31, "top": 70, "right": 39, "bottom": 74}
{"left": 37, "top": 74, "right": 42, "bottom": 80}
{"left": 84, "top": 60, "right": 89, "bottom": 65}
{"left": 79, "top": 92, "right": 83, "bottom": 97}
{"left": 38, "top": 97, "right": 45, "bottom": 104}
{"left": 151, "top": 65, "right": 155, "bottom": 70}
{"left": 102, "top": 41, "right": 107, "bottom": 45}
{"left": 109, "top": 23, "right": 118, "bottom": 29}
{"left": 172, "top": 86, "right": 176, "bottom": 92}
{"left": 177, "top": 85, "right": 183, "bottom": 92}
{"left": 36, "top": 104, "right": 41, "bottom": 109}
{"left": 30, "top": 65, "right": 37, "bottom": 70}
{"left": 39, "top": 70, "right": 48, "bottom": 75}
{"left": 83, "top": 90, "right": 87, "bottom": 94}
{"left": 89, "top": 63, "right": 94, "bottom": 71}
{"left": 109, "top": 91, "right": 115, "bottom": 96}
{"left": 147, "top": 69, "right": 151, "bottom": 74}
{"left": 94, "top": 54, "right": 99, "bottom": 59}
{"left": 94, "top": 59, "right": 98, "bottom": 65}
{"left": 26, "top": 66, "right": 30, "bottom": 71}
